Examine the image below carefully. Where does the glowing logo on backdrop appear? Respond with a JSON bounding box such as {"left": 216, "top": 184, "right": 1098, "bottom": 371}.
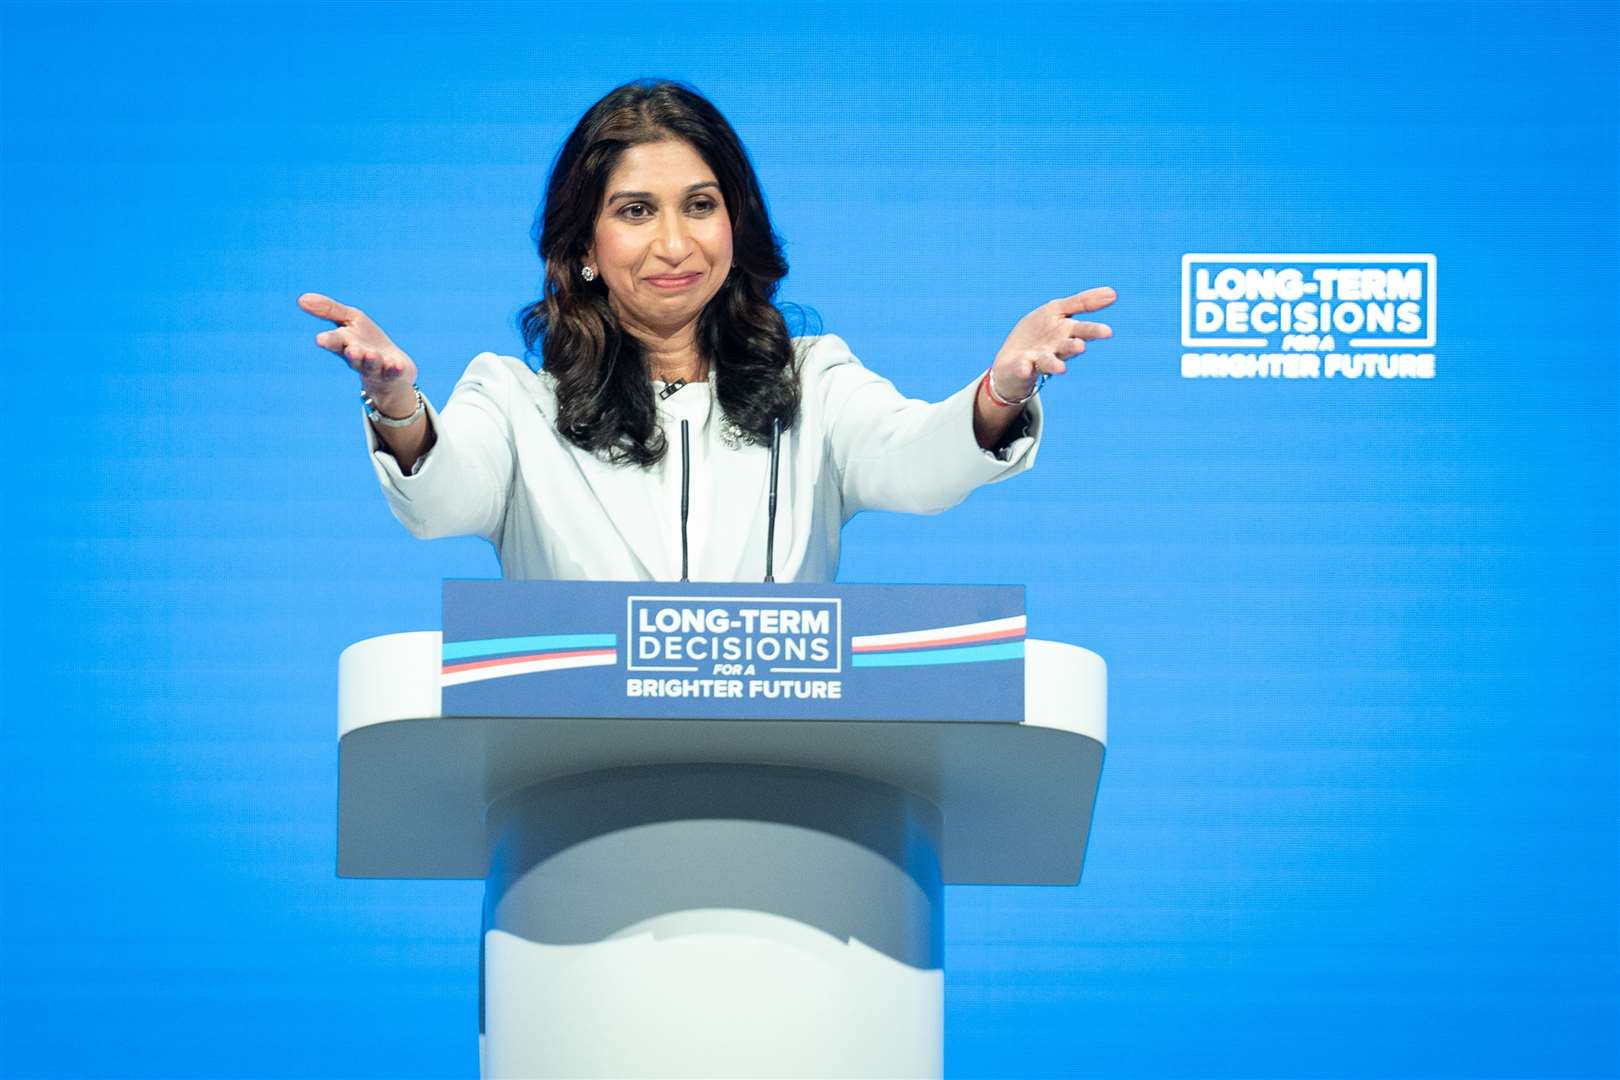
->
{"left": 1180, "top": 253, "right": 1437, "bottom": 380}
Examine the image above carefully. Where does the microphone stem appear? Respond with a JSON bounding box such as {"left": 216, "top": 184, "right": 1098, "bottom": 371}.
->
{"left": 679, "top": 419, "right": 690, "bottom": 582}
{"left": 764, "top": 417, "right": 781, "bottom": 582}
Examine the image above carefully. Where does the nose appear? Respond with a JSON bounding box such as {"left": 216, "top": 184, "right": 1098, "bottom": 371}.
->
{"left": 652, "top": 212, "right": 691, "bottom": 266}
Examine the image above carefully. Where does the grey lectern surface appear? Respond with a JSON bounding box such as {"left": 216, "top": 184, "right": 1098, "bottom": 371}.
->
{"left": 338, "top": 632, "right": 1106, "bottom": 1079}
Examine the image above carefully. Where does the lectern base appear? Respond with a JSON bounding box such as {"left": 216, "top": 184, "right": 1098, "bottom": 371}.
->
{"left": 480, "top": 764, "right": 945, "bottom": 1079}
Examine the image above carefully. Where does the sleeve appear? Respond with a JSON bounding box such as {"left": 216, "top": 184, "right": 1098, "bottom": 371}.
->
{"left": 808, "top": 334, "right": 1044, "bottom": 519}
{"left": 362, "top": 352, "right": 518, "bottom": 542}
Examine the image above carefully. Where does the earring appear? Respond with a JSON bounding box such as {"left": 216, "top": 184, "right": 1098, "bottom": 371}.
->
{"left": 581, "top": 265, "right": 596, "bottom": 282}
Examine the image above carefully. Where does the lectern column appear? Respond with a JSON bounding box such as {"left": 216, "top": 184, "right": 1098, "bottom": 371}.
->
{"left": 480, "top": 763, "right": 945, "bottom": 1079}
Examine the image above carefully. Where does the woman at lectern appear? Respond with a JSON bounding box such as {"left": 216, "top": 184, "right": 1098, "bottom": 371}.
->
{"left": 298, "top": 79, "right": 1115, "bottom": 582}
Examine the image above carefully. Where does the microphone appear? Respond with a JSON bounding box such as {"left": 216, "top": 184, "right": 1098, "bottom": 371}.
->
{"left": 679, "top": 419, "right": 691, "bottom": 582}
{"left": 764, "top": 417, "right": 781, "bottom": 582}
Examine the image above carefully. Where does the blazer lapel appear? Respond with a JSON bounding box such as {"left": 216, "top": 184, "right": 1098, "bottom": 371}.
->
{"left": 575, "top": 450, "right": 675, "bottom": 580}
{"left": 519, "top": 370, "right": 672, "bottom": 580}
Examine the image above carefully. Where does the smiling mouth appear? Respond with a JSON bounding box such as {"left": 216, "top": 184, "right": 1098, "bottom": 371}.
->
{"left": 645, "top": 272, "right": 702, "bottom": 289}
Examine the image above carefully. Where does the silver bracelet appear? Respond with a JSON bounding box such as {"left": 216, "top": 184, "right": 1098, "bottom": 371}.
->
{"left": 362, "top": 385, "right": 424, "bottom": 428}
{"left": 985, "top": 368, "right": 1045, "bottom": 407}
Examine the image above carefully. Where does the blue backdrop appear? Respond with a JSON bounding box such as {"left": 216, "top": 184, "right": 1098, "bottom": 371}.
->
{"left": 2, "top": 1, "right": 1615, "bottom": 1077}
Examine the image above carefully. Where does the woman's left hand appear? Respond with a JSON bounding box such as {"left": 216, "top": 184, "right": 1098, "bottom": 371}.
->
{"left": 989, "top": 286, "right": 1117, "bottom": 401}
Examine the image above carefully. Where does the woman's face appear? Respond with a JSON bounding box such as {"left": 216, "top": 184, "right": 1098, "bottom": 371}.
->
{"left": 585, "top": 138, "right": 734, "bottom": 341}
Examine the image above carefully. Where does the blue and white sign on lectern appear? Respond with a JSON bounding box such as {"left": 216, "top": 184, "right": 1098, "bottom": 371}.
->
{"left": 337, "top": 581, "right": 1107, "bottom": 1079}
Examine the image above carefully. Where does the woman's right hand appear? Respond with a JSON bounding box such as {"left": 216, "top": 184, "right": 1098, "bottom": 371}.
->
{"left": 298, "top": 292, "right": 419, "bottom": 414}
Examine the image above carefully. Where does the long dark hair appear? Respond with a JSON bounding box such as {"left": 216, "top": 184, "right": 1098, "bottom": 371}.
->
{"left": 517, "top": 79, "right": 805, "bottom": 466}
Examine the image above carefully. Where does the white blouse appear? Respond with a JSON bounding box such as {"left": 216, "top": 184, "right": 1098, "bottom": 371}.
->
{"left": 363, "top": 333, "right": 1043, "bottom": 583}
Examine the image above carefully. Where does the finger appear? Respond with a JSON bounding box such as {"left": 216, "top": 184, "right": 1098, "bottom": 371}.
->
{"left": 1054, "top": 286, "right": 1117, "bottom": 317}
{"left": 1058, "top": 338, "right": 1087, "bottom": 359}
{"left": 1066, "top": 320, "right": 1113, "bottom": 340}
{"left": 315, "top": 329, "right": 352, "bottom": 354}
{"left": 298, "top": 292, "right": 362, "bottom": 325}
{"left": 1029, "top": 355, "right": 1069, "bottom": 378}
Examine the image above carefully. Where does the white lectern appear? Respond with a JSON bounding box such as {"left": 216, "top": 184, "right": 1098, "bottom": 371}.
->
{"left": 338, "top": 633, "right": 1105, "bottom": 1079}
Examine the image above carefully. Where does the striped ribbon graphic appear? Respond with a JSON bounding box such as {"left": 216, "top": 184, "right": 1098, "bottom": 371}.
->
{"left": 441, "top": 633, "right": 618, "bottom": 686}
{"left": 849, "top": 615, "right": 1025, "bottom": 668}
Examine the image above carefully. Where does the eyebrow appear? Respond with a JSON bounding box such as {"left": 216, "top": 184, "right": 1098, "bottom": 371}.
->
{"left": 606, "top": 181, "right": 720, "bottom": 204}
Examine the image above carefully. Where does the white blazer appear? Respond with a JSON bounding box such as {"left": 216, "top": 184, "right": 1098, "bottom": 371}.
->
{"left": 363, "top": 333, "right": 1044, "bottom": 583}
